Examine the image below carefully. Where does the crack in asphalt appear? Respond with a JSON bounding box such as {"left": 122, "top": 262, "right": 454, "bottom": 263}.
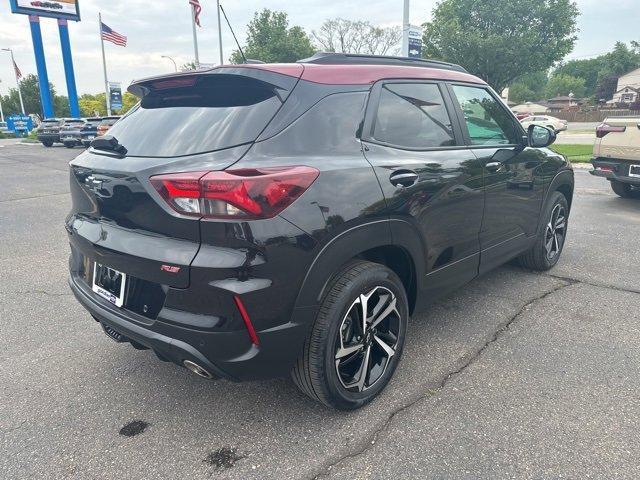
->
{"left": 1, "top": 290, "right": 72, "bottom": 297}
{"left": 545, "top": 273, "right": 640, "bottom": 296}
{"left": 310, "top": 279, "right": 575, "bottom": 480}
{"left": 0, "top": 191, "right": 70, "bottom": 204}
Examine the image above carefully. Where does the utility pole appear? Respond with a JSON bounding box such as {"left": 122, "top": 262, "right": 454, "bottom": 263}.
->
{"left": 401, "top": 0, "right": 410, "bottom": 57}
{"left": 217, "top": 0, "right": 223, "bottom": 64}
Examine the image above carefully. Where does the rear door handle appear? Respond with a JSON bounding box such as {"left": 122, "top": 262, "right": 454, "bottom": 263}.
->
{"left": 485, "top": 161, "right": 503, "bottom": 173}
{"left": 389, "top": 170, "right": 419, "bottom": 187}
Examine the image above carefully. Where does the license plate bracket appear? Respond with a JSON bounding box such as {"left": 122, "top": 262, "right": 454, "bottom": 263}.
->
{"left": 92, "top": 262, "right": 127, "bottom": 307}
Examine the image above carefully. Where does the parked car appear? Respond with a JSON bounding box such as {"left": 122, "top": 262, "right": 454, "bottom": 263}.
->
{"left": 513, "top": 112, "right": 530, "bottom": 121}
{"left": 521, "top": 115, "right": 568, "bottom": 132}
{"left": 60, "top": 119, "right": 87, "bottom": 148}
{"left": 67, "top": 53, "right": 574, "bottom": 410}
{"left": 0, "top": 121, "right": 10, "bottom": 135}
{"left": 79, "top": 117, "right": 103, "bottom": 147}
{"left": 36, "top": 118, "right": 63, "bottom": 146}
{"left": 590, "top": 117, "right": 640, "bottom": 198}
{"left": 96, "top": 116, "right": 121, "bottom": 136}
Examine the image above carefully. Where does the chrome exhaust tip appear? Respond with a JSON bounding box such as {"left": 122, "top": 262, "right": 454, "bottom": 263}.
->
{"left": 183, "top": 359, "right": 214, "bottom": 379}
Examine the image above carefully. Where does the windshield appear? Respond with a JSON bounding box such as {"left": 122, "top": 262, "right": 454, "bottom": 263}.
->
{"left": 106, "top": 75, "right": 282, "bottom": 157}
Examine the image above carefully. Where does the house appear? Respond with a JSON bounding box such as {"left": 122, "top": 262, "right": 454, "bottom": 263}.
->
{"left": 608, "top": 85, "right": 640, "bottom": 104}
{"left": 546, "top": 95, "right": 579, "bottom": 111}
{"left": 511, "top": 101, "right": 550, "bottom": 114}
{"left": 617, "top": 67, "right": 640, "bottom": 91}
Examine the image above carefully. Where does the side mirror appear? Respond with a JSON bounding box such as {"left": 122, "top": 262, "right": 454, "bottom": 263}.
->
{"left": 528, "top": 124, "right": 556, "bottom": 148}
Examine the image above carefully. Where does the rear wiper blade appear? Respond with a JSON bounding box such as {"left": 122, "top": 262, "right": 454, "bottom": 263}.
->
{"left": 90, "top": 135, "right": 127, "bottom": 157}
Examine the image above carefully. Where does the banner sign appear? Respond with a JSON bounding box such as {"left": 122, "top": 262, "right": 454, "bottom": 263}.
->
{"left": 9, "top": 0, "right": 81, "bottom": 21}
{"left": 407, "top": 25, "right": 423, "bottom": 59}
{"left": 6, "top": 114, "right": 34, "bottom": 134}
{"left": 109, "top": 82, "right": 122, "bottom": 110}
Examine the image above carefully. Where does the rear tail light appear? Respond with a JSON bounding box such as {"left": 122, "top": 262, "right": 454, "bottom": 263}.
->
{"left": 150, "top": 166, "right": 319, "bottom": 219}
{"left": 595, "top": 165, "right": 615, "bottom": 174}
{"left": 596, "top": 123, "right": 626, "bottom": 138}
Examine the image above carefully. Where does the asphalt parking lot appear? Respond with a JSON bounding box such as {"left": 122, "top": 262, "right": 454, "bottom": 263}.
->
{"left": 1, "top": 141, "right": 639, "bottom": 479}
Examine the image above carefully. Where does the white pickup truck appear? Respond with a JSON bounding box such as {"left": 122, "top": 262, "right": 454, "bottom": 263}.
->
{"left": 591, "top": 117, "right": 640, "bottom": 197}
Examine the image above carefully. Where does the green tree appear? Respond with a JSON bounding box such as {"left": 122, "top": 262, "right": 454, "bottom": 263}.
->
{"left": 554, "top": 58, "right": 603, "bottom": 95}
{"left": 230, "top": 9, "right": 316, "bottom": 64}
{"left": 79, "top": 93, "right": 107, "bottom": 117}
{"left": 422, "top": 0, "right": 578, "bottom": 93}
{"left": 509, "top": 71, "right": 549, "bottom": 103}
{"left": 544, "top": 73, "right": 585, "bottom": 98}
{"left": 1, "top": 73, "right": 70, "bottom": 118}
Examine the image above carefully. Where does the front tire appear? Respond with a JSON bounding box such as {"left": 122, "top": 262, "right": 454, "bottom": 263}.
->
{"left": 292, "top": 260, "right": 408, "bottom": 410}
{"left": 518, "top": 191, "right": 568, "bottom": 271}
{"left": 64, "top": 142, "right": 76, "bottom": 149}
{"left": 610, "top": 180, "right": 633, "bottom": 198}
{"left": 42, "top": 141, "right": 53, "bottom": 147}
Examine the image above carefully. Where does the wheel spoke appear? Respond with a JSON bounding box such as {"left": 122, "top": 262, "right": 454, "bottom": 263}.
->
{"left": 545, "top": 236, "right": 554, "bottom": 255}
{"left": 335, "top": 343, "right": 364, "bottom": 360}
{"left": 358, "top": 291, "right": 374, "bottom": 335}
{"left": 553, "top": 232, "right": 559, "bottom": 253}
{"left": 354, "top": 345, "right": 371, "bottom": 392}
{"left": 555, "top": 216, "right": 566, "bottom": 231}
{"left": 373, "top": 334, "right": 395, "bottom": 359}
{"left": 368, "top": 293, "right": 390, "bottom": 324}
{"left": 370, "top": 296, "right": 397, "bottom": 329}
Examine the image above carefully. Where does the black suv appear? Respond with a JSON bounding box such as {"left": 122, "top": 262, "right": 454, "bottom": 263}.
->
{"left": 36, "top": 118, "right": 63, "bottom": 146}
{"left": 67, "top": 53, "right": 574, "bottom": 409}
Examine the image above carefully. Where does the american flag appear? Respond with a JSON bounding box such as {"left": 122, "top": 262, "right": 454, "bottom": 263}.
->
{"left": 13, "top": 59, "right": 22, "bottom": 79}
{"left": 101, "top": 22, "right": 127, "bottom": 47}
{"left": 189, "top": 0, "right": 202, "bottom": 27}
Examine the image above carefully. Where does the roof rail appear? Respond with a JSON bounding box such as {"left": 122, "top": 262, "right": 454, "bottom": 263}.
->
{"left": 298, "top": 52, "right": 468, "bottom": 73}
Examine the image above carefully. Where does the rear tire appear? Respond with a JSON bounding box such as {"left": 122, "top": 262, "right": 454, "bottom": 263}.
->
{"left": 292, "top": 260, "right": 408, "bottom": 410}
{"left": 42, "top": 141, "right": 53, "bottom": 147}
{"left": 610, "top": 180, "right": 633, "bottom": 198}
{"left": 518, "top": 191, "right": 568, "bottom": 271}
{"left": 64, "top": 142, "right": 76, "bottom": 149}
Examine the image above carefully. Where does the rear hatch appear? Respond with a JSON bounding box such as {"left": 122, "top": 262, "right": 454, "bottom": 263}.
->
{"left": 67, "top": 66, "right": 302, "bottom": 291}
{"left": 595, "top": 117, "right": 640, "bottom": 161}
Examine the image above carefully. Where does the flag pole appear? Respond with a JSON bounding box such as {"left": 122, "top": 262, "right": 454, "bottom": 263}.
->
{"left": 9, "top": 49, "right": 25, "bottom": 114}
{"left": 99, "top": 12, "right": 111, "bottom": 115}
{"left": 191, "top": 4, "right": 200, "bottom": 69}
{"left": 216, "top": 0, "right": 223, "bottom": 64}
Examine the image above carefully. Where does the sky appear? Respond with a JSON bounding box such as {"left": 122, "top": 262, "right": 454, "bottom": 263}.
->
{"left": 0, "top": 0, "right": 637, "bottom": 98}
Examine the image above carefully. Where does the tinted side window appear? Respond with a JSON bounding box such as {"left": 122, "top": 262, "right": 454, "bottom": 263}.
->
{"left": 451, "top": 85, "right": 520, "bottom": 146}
{"left": 372, "top": 83, "right": 455, "bottom": 149}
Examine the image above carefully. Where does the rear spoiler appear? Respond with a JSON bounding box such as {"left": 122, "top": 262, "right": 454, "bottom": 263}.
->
{"left": 128, "top": 65, "right": 303, "bottom": 98}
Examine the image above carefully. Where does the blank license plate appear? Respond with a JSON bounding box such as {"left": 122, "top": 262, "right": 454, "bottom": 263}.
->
{"left": 92, "top": 263, "right": 127, "bottom": 307}
{"left": 629, "top": 165, "right": 640, "bottom": 178}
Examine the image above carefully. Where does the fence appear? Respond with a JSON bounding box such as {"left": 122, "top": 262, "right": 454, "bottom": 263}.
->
{"left": 547, "top": 110, "right": 640, "bottom": 123}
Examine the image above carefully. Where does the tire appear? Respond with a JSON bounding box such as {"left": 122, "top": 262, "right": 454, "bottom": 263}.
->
{"left": 292, "top": 260, "right": 408, "bottom": 410}
{"left": 518, "top": 191, "right": 569, "bottom": 271}
{"left": 610, "top": 180, "right": 633, "bottom": 198}
{"left": 64, "top": 142, "right": 76, "bottom": 149}
{"left": 42, "top": 141, "right": 53, "bottom": 147}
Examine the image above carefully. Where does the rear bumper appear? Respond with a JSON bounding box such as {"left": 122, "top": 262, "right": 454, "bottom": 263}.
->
{"left": 590, "top": 157, "right": 640, "bottom": 185}
{"left": 68, "top": 268, "right": 315, "bottom": 382}
{"left": 37, "top": 134, "right": 60, "bottom": 142}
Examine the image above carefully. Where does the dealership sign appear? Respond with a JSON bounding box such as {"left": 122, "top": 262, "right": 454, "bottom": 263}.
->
{"left": 109, "top": 82, "right": 122, "bottom": 110}
{"left": 407, "top": 25, "right": 423, "bottom": 59}
{"left": 9, "top": 0, "right": 81, "bottom": 21}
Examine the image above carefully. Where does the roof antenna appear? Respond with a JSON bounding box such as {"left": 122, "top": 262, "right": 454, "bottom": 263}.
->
{"left": 218, "top": 3, "right": 248, "bottom": 64}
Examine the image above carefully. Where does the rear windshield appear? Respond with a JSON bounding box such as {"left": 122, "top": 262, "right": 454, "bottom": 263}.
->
{"left": 42, "top": 120, "right": 59, "bottom": 125}
{"left": 106, "top": 75, "right": 282, "bottom": 157}
{"left": 65, "top": 120, "right": 84, "bottom": 125}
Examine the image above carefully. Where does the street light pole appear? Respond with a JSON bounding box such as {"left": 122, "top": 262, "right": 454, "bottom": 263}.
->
{"left": 0, "top": 80, "right": 4, "bottom": 123}
{"left": 2, "top": 48, "right": 25, "bottom": 114}
{"left": 161, "top": 55, "right": 178, "bottom": 72}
